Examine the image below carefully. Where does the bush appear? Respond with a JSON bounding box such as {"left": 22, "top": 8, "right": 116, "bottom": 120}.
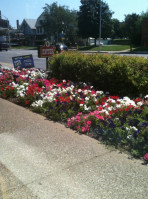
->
{"left": 112, "top": 39, "right": 130, "bottom": 45}
{"left": 50, "top": 52, "right": 148, "bottom": 97}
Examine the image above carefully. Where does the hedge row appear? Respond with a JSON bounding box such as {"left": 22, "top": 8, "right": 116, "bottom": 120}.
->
{"left": 50, "top": 52, "right": 148, "bottom": 97}
{"left": 112, "top": 39, "right": 130, "bottom": 45}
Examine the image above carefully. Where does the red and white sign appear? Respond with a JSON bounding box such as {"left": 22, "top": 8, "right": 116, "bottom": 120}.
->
{"left": 40, "top": 41, "right": 55, "bottom": 58}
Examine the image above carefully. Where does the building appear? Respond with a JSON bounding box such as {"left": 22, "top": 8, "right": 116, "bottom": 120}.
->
{"left": 20, "top": 19, "right": 37, "bottom": 46}
{"left": 0, "top": 11, "right": 9, "bottom": 29}
{"left": 35, "top": 13, "right": 46, "bottom": 40}
{"left": 35, "top": 12, "right": 54, "bottom": 43}
{"left": 0, "top": 11, "right": 10, "bottom": 44}
{"left": 141, "top": 18, "right": 148, "bottom": 46}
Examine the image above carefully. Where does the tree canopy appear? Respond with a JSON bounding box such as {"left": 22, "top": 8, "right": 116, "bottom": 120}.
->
{"left": 43, "top": 2, "right": 78, "bottom": 44}
{"left": 78, "top": 0, "right": 113, "bottom": 41}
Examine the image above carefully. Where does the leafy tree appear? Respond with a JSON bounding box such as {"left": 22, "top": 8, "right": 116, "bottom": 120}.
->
{"left": 43, "top": 2, "right": 78, "bottom": 44}
{"left": 78, "top": 0, "right": 113, "bottom": 45}
{"left": 123, "top": 13, "right": 141, "bottom": 50}
{"left": 111, "top": 18, "right": 124, "bottom": 39}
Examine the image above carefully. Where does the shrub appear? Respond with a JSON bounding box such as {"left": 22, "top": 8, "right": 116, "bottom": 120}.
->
{"left": 112, "top": 39, "right": 130, "bottom": 45}
{"left": 50, "top": 52, "right": 148, "bottom": 97}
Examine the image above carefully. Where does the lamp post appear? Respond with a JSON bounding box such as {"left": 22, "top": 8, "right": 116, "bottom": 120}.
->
{"left": 98, "top": 0, "right": 102, "bottom": 52}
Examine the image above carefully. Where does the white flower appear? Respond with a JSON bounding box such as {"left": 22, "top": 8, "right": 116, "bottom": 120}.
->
{"left": 23, "top": 83, "right": 29, "bottom": 86}
{"left": 126, "top": 127, "right": 130, "bottom": 131}
{"left": 78, "top": 89, "right": 82, "bottom": 92}
{"left": 137, "top": 102, "right": 143, "bottom": 106}
{"left": 107, "top": 107, "right": 113, "bottom": 111}
{"left": 130, "top": 126, "right": 138, "bottom": 131}
{"left": 96, "top": 91, "right": 104, "bottom": 95}
{"left": 84, "top": 105, "right": 91, "bottom": 111}
{"left": 17, "top": 91, "right": 25, "bottom": 97}
{"left": 31, "top": 100, "right": 43, "bottom": 108}
{"left": 11, "top": 82, "right": 19, "bottom": 87}
{"left": 84, "top": 90, "right": 89, "bottom": 95}
{"left": 127, "top": 135, "right": 132, "bottom": 140}
{"left": 107, "top": 98, "right": 116, "bottom": 103}
{"left": 85, "top": 97, "right": 90, "bottom": 101}
{"left": 114, "top": 118, "right": 119, "bottom": 121}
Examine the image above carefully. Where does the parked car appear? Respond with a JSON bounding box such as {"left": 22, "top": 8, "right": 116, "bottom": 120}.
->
{"left": 0, "top": 43, "right": 9, "bottom": 51}
{"left": 55, "top": 43, "right": 68, "bottom": 53}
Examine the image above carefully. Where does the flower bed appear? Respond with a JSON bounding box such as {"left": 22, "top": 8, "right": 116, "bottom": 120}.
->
{"left": 0, "top": 67, "right": 148, "bottom": 158}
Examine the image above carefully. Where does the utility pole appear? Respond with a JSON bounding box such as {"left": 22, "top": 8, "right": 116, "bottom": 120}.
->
{"left": 98, "top": 0, "right": 102, "bottom": 52}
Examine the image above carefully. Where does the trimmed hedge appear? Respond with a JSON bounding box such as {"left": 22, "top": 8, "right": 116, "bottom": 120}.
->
{"left": 50, "top": 52, "right": 148, "bottom": 97}
{"left": 112, "top": 39, "right": 130, "bottom": 45}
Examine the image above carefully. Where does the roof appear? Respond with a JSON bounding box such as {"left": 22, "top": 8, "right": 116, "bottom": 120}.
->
{"left": 35, "top": 12, "right": 45, "bottom": 27}
{"left": 23, "top": 19, "right": 37, "bottom": 29}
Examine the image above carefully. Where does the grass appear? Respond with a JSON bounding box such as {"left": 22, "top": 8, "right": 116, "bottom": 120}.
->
{"left": 79, "top": 45, "right": 130, "bottom": 51}
{"left": 133, "top": 46, "right": 148, "bottom": 52}
{"left": 11, "top": 45, "right": 148, "bottom": 52}
{"left": 11, "top": 46, "right": 37, "bottom": 50}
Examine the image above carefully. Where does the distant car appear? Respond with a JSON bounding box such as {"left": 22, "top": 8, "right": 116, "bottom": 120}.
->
{"left": 90, "top": 42, "right": 103, "bottom": 46}
{"left": 55, "top": 43, "right": 68, "bottom": 53}
{"left": 0, "top": 43, "right": 9, "bottom": 51}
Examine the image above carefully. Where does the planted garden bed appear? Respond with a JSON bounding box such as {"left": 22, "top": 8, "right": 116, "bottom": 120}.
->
{"left": 0, "top": 66, "right": 147, "bottom": 159}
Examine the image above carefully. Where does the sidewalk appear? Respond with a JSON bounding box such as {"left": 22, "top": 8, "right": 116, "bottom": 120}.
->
{"left": 0, "top": 98, "right": 148, "bottom": 199}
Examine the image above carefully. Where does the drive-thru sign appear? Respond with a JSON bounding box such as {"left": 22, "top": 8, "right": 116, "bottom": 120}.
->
{"left": 38, "top": 41, "right": 55, "bottom": 58}
{"left": 38, "top": 41, "right": 55, "bottom": 70}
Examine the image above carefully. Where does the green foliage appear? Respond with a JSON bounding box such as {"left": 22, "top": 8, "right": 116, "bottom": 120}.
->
{"left": 43, "top": 2, "right": 78, "bottom": 43}
{"left": 50, "top": 52, "right": 148, "bottom": 97}
{"left": 78, "top": 0, "right": 113, "bottom": 40}
{"left": 112, "top": 39, "right": 130, "bottom": 45}
{"left": 123, "top": 13, "right": 141, "bottom": 46}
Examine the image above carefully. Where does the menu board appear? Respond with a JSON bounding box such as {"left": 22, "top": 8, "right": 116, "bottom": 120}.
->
{"left": 12, "top": 54, "right": 34, "bottom": 69}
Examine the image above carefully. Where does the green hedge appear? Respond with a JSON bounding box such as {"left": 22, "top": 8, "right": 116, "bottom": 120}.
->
{"left": 50, "top": 52, "right": 148, "bottom": 97}
{"left": 112, "top": 39, "right": 130, "bottom": 45}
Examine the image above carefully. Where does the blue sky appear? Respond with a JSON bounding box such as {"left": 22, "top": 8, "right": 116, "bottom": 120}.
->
{"left": 1, "top": 0, "right": 148, "bottom": 28}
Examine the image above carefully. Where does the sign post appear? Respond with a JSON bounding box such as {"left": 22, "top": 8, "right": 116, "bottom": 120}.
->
{"left": 38, "top": 41, "right": 55, "bottom": 70}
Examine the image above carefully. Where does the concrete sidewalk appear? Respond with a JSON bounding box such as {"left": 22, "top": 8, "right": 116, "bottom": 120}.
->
{"left": 0, "top": 98, "right": 148, "bottom": 199}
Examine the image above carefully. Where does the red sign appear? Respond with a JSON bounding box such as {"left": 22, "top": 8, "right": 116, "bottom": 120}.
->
{"left": 39, "top": 41, "right": 55, "bottom": 58}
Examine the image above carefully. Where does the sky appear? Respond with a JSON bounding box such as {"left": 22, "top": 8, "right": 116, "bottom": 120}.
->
{"left": 0, "top": 0, "right": 148, "bottom": 28}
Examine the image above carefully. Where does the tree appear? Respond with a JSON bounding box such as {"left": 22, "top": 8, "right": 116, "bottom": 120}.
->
{"left": 43, "top": 2, "right": 78, "bottom": 44}
{"left": 123, "top": 13, "right": 141, "bottom": 50}
{"left": 78, "top": 0, "right": 113, "bottom": 45}
{"left": 111, "top": 18, "right": 124, "bottom": 39}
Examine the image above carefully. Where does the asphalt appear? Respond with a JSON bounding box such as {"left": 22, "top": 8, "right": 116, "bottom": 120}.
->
{"left": 0, "top": 98, "right": 148, "bottom": 199}
{"left": 0, "top": 49, "right": 148, "bottom": 70}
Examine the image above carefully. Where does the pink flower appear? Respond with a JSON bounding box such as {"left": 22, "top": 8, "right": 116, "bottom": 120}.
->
{"left": 75, "top": 116, "right": 80, "bottom": 122}
{"left": 77, "top": 112, "right": 83, "bottom": 116}
{"left": 76, "top": 125, "right": 80, "bottom": 130}
{"left": 144, "top": 153, "right": 148, "bottom": 161}
{"left": 86, "top": 120, "right": 91, "bottom": 126}
{"left": 95, "top": 115, "right": 104, "bottom": 120}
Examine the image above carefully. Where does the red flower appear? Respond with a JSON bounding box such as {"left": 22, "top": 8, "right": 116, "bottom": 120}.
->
{"left": 144, "top": 153, "right": 148, "bottom": 161}
{"left": 25, "top": 100, "right": 30, "bottom": 105}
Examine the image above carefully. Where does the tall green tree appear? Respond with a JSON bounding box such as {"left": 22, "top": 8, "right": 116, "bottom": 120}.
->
{"left": 78, "top": 0, "right": 113, "bottom": 45}
{"left": 43, "top": 2, "right": 78, "bottom": 44}
{"left": 111, "top": 18, "right": 124, "bottom": 39}
{"left": 123, "top": 13, "right": 141, "bottom": 50}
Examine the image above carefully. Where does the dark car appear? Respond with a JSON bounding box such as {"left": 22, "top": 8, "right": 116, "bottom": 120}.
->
{"left": 55, "top": 43, "right": 68, "bottom": 53}
{"left": 0, "top": 43, "right": 9, "bottom": 51}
